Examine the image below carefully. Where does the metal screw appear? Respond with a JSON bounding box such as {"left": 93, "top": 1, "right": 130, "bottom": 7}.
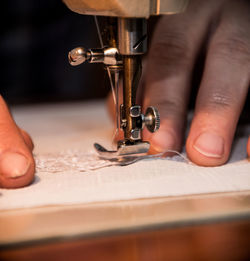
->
{"left": 144, "top": 107, "right": 160, "bottom": 133}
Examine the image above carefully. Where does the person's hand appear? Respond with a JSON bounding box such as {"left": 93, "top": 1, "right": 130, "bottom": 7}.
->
{"left": 142, "top": 0, "right": 250, "bottom": 166}
{"left": 144, "top": 0, "right": 250, "bottom": 166}
{"left": 0, "top": 96, "right": 35, "bottom": 188}
{"left": 109, "top": 0, "right": 250, "bottom": 166}
{"left": 143, "top": 0, "right": 250, "bottom": 166}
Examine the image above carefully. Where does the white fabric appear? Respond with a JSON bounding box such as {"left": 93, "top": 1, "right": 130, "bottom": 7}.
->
{"left": 0, "top": 101, "right": 249, "bottom": 210}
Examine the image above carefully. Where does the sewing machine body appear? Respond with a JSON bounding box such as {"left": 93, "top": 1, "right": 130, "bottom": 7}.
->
{"left": 65, "top": 0, "right": 189, "bottom": 157}
{"left": 63, "top": 0, "right": 188, "bottom": 17}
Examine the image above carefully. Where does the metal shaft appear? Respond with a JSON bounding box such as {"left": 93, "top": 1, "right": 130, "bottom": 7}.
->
{"left": 118, "top": 18, "right": 146, "bottom": 143}
{"left": 123, "top": 55, "right": 142, "bottom": 141}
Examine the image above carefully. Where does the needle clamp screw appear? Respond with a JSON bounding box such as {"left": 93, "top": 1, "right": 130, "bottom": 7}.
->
{"left": 144, "top": 106, "right": 160, "bottom": 133}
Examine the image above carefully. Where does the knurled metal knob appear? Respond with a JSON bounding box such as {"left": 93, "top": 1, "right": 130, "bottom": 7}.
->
{"left": 144, "top": 106, "right": 160, "bottom": 133}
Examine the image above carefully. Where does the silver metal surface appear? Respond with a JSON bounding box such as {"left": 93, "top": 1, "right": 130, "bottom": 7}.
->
{"left": 68, "top": 47, "right": 121, "bottom": 66}
{"left": 145, "top": 106, "right": 160, "bottom": 133}
{"left": 94, "top": 142, "right": 150, "bottom": 159}
{"left": 118, "top": 18, "right": 147, "bottom": 55}
{"left": 130, "top": 129, "right": 141, "bottom": 140}
{"left": 63, "top": 0, "right": 189, "bottom": 18}
{"left": 130, "top": 106, "right": 141, "bottom": 117}
{"left": 103, "top": 48, "right": 120, "bottom": 65}
{"left": 68, "top": 47, "right": 90, "bottom": 66}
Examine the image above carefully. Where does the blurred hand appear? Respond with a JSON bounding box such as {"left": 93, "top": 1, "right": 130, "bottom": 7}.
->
{"left": 109, "top": 0, "right": 250, "bottom": 166}
{"left": 0, "top": 96, "right": 35, "bottom": 188}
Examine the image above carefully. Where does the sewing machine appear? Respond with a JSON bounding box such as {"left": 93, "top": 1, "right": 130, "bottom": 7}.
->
{"left": 2, "top": 3, "right": 250, "bottom": 258}
{"left": 65, "top": 0, "right": 188, "bottom": 158}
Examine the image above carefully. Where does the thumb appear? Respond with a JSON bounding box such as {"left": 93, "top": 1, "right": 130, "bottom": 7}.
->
{"left": 0, "top": 96, "right": 35, "bottom": 189}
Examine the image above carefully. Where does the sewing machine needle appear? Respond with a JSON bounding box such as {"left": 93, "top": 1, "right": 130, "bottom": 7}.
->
{"left": 115, "top": 70, "right": 119, "bottom": 135}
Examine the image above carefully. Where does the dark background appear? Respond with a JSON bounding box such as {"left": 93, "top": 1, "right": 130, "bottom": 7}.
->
{"left": 1, "top": 0, "right": 108, "bottom": 104}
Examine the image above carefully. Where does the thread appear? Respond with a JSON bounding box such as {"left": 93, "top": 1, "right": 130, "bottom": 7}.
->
{"left": 35, "top": 148, "right": 191, "bottom": 174}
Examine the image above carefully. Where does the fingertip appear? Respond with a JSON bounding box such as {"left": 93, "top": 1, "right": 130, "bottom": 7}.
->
{"left": 186, "top": 130, "right": 230, "bottom": 167}
{"left": 185, "top": 107, "right": 238, "bottom": 166}
{"left": 144, "top": 127, "right": 181, "bottom": 155}
{"left": 0, "top": 152, "right": 35, "bottom": 189}
{"left": 0, "top": 97, "right": 36, "bottom": 188}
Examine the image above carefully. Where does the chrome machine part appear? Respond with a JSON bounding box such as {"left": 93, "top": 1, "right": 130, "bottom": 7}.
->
{"left": 68, "top": 47, "right": 90, "bottom": 66}
{"left": 144, "top": 106, "right": 160, "bottom": 133}
{"left": 118, "top": 18, "right": 147, "bottom": 55}
{"left": 117, "top": 18, "right": 160, "bottom": 147}
{"left": 118, "top": 18, "right": 145, "bottom": 144}
{"left": 94, "top": 142, "right": 150, "bottom": 159}
{"left": 68, "top": 47, "right": 122, "bottom": 66}
{"left": 63, "top": 0, "right": 189, "bottom": 18}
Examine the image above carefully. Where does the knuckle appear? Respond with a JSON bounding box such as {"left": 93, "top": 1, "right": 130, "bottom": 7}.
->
{"left": 210, "top": 36, "right": 250, "bottom": 65}
{"left": 202, "top": 91, "right": 237, "bottom": 112}
{"left": 210, "top": 94, "right": 232, "bottom": 109}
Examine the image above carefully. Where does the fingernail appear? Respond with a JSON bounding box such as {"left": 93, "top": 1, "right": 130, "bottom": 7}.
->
{"left": 0, "top": 152, "right": 30, "bottom": 178}
{"left": 193, "top": 132, "right": 224, "bottom": 158}
{"left": 150, "top": 130, "right": 176, "bottom": 153}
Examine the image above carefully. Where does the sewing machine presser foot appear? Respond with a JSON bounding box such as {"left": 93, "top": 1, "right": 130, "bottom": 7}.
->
{"left": 94, "top": 141, "right": 150, "bottom": 160}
